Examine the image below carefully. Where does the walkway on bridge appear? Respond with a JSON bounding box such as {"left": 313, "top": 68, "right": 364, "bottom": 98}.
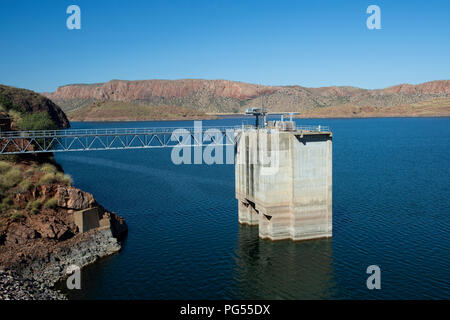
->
{"left": 0, "top": 125, "right": 329, "bottom": 155}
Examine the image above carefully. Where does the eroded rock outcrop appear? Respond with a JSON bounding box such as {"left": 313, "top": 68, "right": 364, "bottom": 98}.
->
{"left": 0, "top": 170, "right": 128, "bottom": 300}
{"left": 0, "top": 85, "right": 127, "bottom": 300}
{"left": 46, "top": 79, "right": 276, "bottom": 102}
{"left": 43, "top": 79, "right": 450, "bottom": 115}
{"left": 1, "top": 184, "right": 127, "bottom": 246}
{"left": 55, "top": 186, "right": 95, "bottom": 210}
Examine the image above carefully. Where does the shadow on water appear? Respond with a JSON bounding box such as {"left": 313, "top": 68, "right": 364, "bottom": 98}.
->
{"left": 231, "top": 224, "right": 337, "bottom": 299}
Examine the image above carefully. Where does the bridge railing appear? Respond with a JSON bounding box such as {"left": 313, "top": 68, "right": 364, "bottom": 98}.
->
{"left": 0, "top": 124, "right": 331, "bottom": 154}
{"left": 0, "top": 124, "right": 330, "bottom": 139}
{"left": 239, "top": 125, "right": 331, "bottom": 132}
{"left": 296, "top": 125, "right": 330, "bottom": 132}
{"left": 0, "top": 126, "right": 244, "bottom": 138}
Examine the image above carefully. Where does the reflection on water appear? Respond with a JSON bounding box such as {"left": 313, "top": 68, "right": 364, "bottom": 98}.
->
{"left": 232, "top": 225, "right": 336, "bottom": 299}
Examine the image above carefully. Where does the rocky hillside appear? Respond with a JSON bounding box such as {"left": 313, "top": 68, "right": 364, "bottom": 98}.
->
{"left": 0, "top": 153, "right": 127, "bottom": 301}
{"left": 1, "top": 85, "right": 69, "bottom": 129}
{"left": 43, "top": 79, "right": 450, "bottom": 118}
{"left": 0, "top": 158, "right": 127, "bottom": 298}
{"left": 0, "top": 85, "right": 127, "bottom": 300}
{"left": 67, "top": 101, "right": 217, "bottom": 122}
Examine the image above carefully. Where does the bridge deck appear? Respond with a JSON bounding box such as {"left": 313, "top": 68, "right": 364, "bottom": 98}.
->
{"left": 0, "top": 125, "right": 329, "bottom": 154}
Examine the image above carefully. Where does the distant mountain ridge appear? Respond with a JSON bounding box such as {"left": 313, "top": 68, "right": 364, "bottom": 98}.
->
{"left": 42, "top": 79, "right": 450, "bottom": 118}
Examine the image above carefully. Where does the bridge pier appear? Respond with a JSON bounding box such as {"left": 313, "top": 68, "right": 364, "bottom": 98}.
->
{"left": 235, "top": 125, "right": 332, "bottom": 241}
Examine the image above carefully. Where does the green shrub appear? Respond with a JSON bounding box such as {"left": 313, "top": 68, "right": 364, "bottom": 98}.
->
{"left": 26, "top": 199, "right": 42, "bottom": 210}
{"left": 0, "top": 94, "right": 14, "bottom": 111}
{"left": 39, "top": 173, "right": 56, "bottom": 185}
{"left": 0, "top": 167, "right": 23, "bottom": 189}
{"left": 62, "top": 174, "right": 73, "bottom": 186}
{"left": 9, "top": 212, "right": 25, "bottom": 221}
{"left": 26, "top": 199, "right": 42, "bottom": 215}
{"left": 17, "top": 112, "right": 58, "bottom": 131}
{"left": 44, "top": 197, "right": 58, "bottom": 209}
{"left": 18, "top": 179, "right": 32, "bottom": 193}
{"left": 56, "top": 172, "right": 73, "bottom": 185}
{"left": 24, "top": 168, "right": 35, "bottom": 177}
{"left": 39, "top": 163, "right": 57, "bottom": 174}
{"left": 0, "top": 161, "right": 12, "bottom": 174}
{"left": 7, "top": 109, "right": 21, "bottom": 123}
{"left": 0, "top": 197, "right": 14, "bottom": 213}
{"left": 0, "top": 155, "right": 21, "bottom": 163}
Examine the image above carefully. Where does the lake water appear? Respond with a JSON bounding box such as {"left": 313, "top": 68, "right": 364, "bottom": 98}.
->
{"left": 54, "top": 117, "right": 450, "bottom": 300}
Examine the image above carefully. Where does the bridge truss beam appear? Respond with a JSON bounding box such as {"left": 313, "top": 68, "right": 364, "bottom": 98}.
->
{"left": 0, "top": 126, "right": 239, "bottom": 155}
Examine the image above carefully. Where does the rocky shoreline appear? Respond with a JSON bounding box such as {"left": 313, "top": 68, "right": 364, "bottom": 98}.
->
{"left": 0, "top": 85, "right": 128, "bottom": 300}
{"left": 0, "top": 269, "right": 66, "bottom": 300}
{"left": 0, "top": 181, "right": 128, "bottom": 300}
{"left": 1, "top": 227, "right": 124, "bottom": 300}
{"left": 0, "top": 224, "right": 127, "bottom": 300}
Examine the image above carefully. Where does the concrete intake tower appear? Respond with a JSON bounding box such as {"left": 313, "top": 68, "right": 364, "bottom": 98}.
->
{"left": 235, "top": 121, "right": 332, "bottom": 241}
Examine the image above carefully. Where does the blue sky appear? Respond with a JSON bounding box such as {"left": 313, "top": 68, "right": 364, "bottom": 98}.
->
{"left": 0, "top": 0, "right": 449, "bottom": 92}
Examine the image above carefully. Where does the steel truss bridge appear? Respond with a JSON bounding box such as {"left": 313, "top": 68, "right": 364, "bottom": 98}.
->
{"left": 0, "top": 125, "right": 329, "bottom": 155}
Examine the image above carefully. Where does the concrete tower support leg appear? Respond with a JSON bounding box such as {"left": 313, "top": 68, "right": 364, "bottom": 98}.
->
{"left": 238, "top": 199, "right": 259, "bottom": 225}
{"left": 235, "top": 129, "right": 332, "bottom": 241}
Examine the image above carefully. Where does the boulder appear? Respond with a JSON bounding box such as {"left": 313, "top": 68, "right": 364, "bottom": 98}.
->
{"left": 55, "top": 186, "right": 95, "bottom": 210}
